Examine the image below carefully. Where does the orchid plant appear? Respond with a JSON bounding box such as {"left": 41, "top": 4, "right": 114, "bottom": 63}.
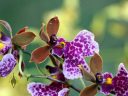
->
{"left": 0, "top": 17, "right": 127, "bottom": 96}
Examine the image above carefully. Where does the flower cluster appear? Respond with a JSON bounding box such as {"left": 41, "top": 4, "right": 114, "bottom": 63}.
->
{"left": 0, "top": 20, "right": 35, "bottom": 78}
{"left": 0, "top": 21, "right": 16, "bottom": 77}
{"left": 0, "top": 17, "right": 128, "bottom": 96}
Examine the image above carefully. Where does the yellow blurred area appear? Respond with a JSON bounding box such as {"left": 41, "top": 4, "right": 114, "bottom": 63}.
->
{"left": 91, "top": 0, "right": 128, "bottom": 38}
{"left": 43, "top": 0, "right": 80, "bottom": 40}
{"left": 0, "top": 65, "right": 29, "bottom": 96}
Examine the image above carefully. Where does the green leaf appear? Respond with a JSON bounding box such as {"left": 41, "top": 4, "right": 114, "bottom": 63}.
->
{"left": 12, "top": 32, "right": 36, "bottom": 46}
{"left": 30, "top": 45, "right": 51, "bottom": 64}
{"left": 0, "top": 20, "right": 12, "bottom": 32}
{"left": 80, "top": 84, "right": 98, "bottom": 96}
{"left": 79, "top": 65, "right": 96, "bottom": 83}
{"left": 39, "top": 23, "right": 50, "bottom": 42}
{"left": 90, "top": 53, "right": 103, "bottom": 75}
{"left": 46, "top": 16, "right": 59, "bottom": 36}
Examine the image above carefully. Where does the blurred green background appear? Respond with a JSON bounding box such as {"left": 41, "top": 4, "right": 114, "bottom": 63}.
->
{"left": 0, "top": 0, "right": 128, "bottom": 96}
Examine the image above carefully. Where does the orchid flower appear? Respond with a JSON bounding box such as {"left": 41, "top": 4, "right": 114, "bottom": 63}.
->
{"left": 52, "top": 30, "right": 99, "bottom": 79}
{"left": 30, "top": 16, "right": 60, "bottom": 64}
{"left": 0, "top": 20, "right": 35, "bottom": 77}
{"left": 79, "top": 53, "right": 113, "bottom": 96}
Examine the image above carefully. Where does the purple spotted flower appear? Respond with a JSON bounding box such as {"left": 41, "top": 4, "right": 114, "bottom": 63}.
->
{"left": 112, "top": 63, "right": 128, "bottom": 96}
{"left": 0, "top": 20, "right": 35, "bottom": 78}
{"left": 0, "top": 53, "right": 16, "bottom": 77}
{"left": 27, "top": 65, "right": 69, "bottom": 96}
{"left": 27, "top": 82, "right": 69, "bottom": 96}
{"left": 0, "top": 32, "right": 17, "bottom": 77}
{"left": 52, "top": 30, "right": 99, "bottom": 79}
{"left": 80, "top": 53, "right": 114, "bottom": 96}
{"left": 80, "top": 69, "right": 113, "bottom": 96}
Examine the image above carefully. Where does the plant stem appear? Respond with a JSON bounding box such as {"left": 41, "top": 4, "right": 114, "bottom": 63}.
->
{"left": 49, "top": 54, "right": 58, "bottom": 66}
{"left": 29, "top": 74, "right": 80, "bottom": 93}
{"left": 10, "top": 31, "right": 13, "bottom": 38}
{"left": 18, "top": 50, "right": 24, "bottom": 76}
{"left": 29, "top": 74, "right": 64, "bottom": 83}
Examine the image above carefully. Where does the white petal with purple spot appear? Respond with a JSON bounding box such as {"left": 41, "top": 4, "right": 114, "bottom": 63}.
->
{"left": 117, "top": 63, "right": 128, "bottom": 77}
{"left": 0, "top": 53, "right": 16, "bottom": 77}
{"left": 63, "top": 56, "right": 90, "bottom": 79}
{"left": 58, "top": 88, "right": 69, "bottom": 96}
{"left": 27, "top": 82, "right": 68, "bottom": 96}
{"left": 113, "top": 63, "right": 128, "bottom": 96}
{"left": 73, "top": 30, "right": 99, "bottom": 57}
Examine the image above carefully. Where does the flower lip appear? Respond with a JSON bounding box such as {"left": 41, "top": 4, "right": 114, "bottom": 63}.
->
{"left": 0, "top": 53, "right": 16, "bottom": 77}
{"left": 1, "top": 32, "right": 11, "bottom": 43}
{"left": 52, "top": 37, "right": 66, "bottom": 57}
{"left": 100, "top": 72, "right": 113, "bottom": 95}
{"left": 95, "top": 73, "right": 103, "bottom": 84}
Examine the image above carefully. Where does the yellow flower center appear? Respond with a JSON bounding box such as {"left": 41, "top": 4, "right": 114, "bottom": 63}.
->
{"left": 60, "top": 42, "right": 65, "bottom": 46}
{"left": 105, "top": 77, "right": 112, "bottom": 85}
{"left": 57, "top": 42, "right": 66, "bottom": 48}
{"left": 0, "top": 42, "right": 5, "bottom": 50}
{"left": 51, "top": 75, "right": 57, "bottom": 79}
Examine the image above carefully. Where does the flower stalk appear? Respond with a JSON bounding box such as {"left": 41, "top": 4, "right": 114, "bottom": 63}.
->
{"left": 18, "top": 50, "right": 24, "bottom": 76}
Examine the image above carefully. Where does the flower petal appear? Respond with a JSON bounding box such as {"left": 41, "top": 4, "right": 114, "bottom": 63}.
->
{"left": 0, "top": 54, "right": 16, "bottom": 77}
{"left": 73, "top": 30, "right": 99, "bottom": 57}
{"left": 0, "top": 44, "right": 11, "bottom": 54}
{"left": 0, "top": 20, "right": 12, "bottom": 32}
{"left": 113, "top": 63, "right": 128, "bottom": 96}
{"left": 58, "top": 88, "right": 69, "bottom": 96}
{"left": 1, "top": 32, "right": 11, "bottom": 43}
{"left": 27, "top": 82, "right": 67, "bottom": 96}
{"left": 117, "top": 63, "right": 128, "bottom": 77}
{"left": 39, "top": 23, "right": 50, "bottom": 43}
{"left": 17, "top": 26, "right": 28, "bottom": 34}
{"left": 100, "top": 72, "right": 113, "bottom": 95}
{"left": 0, "top": 34, "right": 12, "bottom": 54}
{"left": 79, "top": 65, "right": 96, "bottom": 82}
{"left": 30, "top": 46, "right": 50, "bottom": 64}
{"left": 89, "top": 53, "right": 103, "bottom": 75}
{"left": 63, "top": 58, "right": 89, "bottom": 79}
{"left": 47, "top": 16, "right": 59, "bottom": 37}
{"left": 63, "top": 42, "right": 90, "bottom": 79}
{"left": 12, "top": 32, "right": 36, "bottom": 47}
{"left": 80, "top": 84, "right": 98, "bottom": 96}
